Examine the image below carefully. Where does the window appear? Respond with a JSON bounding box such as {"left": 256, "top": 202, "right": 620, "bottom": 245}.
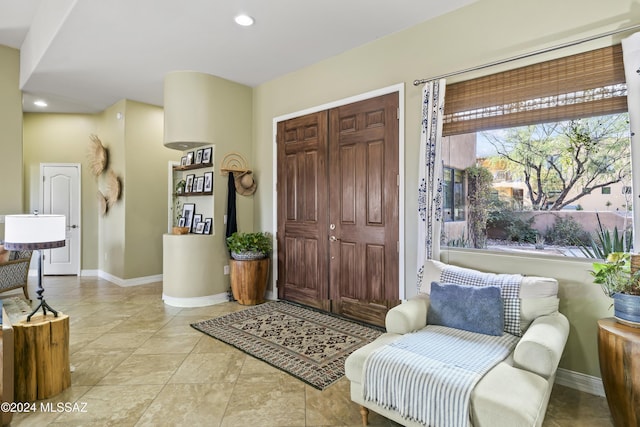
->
{"left": 443, "top": 167, "right": 465, "bottom": 222}
{"left": 442, "top": 45, "right": 632, "bottom": 256}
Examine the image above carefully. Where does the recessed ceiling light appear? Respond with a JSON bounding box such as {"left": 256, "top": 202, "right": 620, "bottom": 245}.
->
{"left": 234, "top": 14, "right": 254, "bottom": 27}
{"left": 34, "top": 100, "right": 48, "bottom": 107}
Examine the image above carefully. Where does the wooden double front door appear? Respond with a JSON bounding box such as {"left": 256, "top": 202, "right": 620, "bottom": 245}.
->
{"left": 276, "top": 93, "right": 400, "bottom": 327}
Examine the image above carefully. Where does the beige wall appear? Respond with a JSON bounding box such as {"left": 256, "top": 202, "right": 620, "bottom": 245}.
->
{"left": 22, "top": 113, "right": 100, "bottom": 269}
{"left": 0, "top": 45, "right": 23, "bottom": 240}
{"left": 198, "top": 76, "right": 253, "bottom": 295}
{"left": 121, "top": 101, "right": 174, "bottom": 279}
{"left": 252, "top": 0, "right": 640, "bottom": 378}
{"left": 95, "top": 101, "right": 126, "bottom": 277}
{"left": 22, "top": 100, "right": 174, "bottom": 279}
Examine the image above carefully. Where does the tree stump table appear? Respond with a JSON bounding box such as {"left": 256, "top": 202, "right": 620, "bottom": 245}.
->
{"left": 13, "top": 313, "right": 70, "bottom": 401}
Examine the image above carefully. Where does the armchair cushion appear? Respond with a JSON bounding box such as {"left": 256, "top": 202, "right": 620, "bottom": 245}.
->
{"left": 385, "top": 295, "right": 429, "bottom": 334}
{"left": 513, "top": 312, "right": 570, "bottom": 379}
{"left": 427, "top": 282, "right": 504, "bottom": 336}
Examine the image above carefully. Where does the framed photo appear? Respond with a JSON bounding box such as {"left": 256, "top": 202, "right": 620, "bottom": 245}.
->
{"left": 192, "top": 214, "right": 202, "bottom": 233}
{"left": 178, "top": 217, "right": 186, "bottom": 227}
{"left": 195, "top": 149, "right": 203, "bottom": 164}
{"left": 180, "top": 156, "right": 187, "bottom": 166}
{"left": 185, "top": 174, "right": 195, "bottom": 193}
{"left": 181, "top": 203, "right": 195, "bottom": 231}
{"left": 195, "top": 222, "right": 205, "bottom": 234}
{"left": 186, "top": 151, "right": 194, "bottom": 165}
{"left": 195, "top": 176, "right": 204, "bottom": 193}
{"left": 203, "top": 171, "right": 213, "bottom": 192}
{"left": 204, "top": 218, "right": 212, "bottom": 235}
{"left": 202, "top": 147, "right": 212, "bottom": 164}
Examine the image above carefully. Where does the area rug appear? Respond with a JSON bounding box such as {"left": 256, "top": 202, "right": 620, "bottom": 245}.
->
{"left": 191, "top": 301, "right": 384, "bottom": 390}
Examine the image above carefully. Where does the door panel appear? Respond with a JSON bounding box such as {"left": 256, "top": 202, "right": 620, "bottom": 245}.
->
{"left": 329, "top": 93, "right": 400, "bottom": 326}
{"left": 41, "top": 164, "right": 81, "bottom": 275}
{"left": 277, "top": 111, "right": 330, "bottom": 311}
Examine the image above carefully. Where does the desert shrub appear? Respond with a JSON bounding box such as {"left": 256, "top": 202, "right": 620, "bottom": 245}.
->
{"left": 545, "top": 216, "right": 590, "bottom": 246}
{"left": 487, "top": 197, "right": 537, "bottom": 243}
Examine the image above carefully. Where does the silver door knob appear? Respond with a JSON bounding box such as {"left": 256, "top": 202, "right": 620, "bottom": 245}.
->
{"left": 329, "top": 235, "right": 340, "bottom": 242}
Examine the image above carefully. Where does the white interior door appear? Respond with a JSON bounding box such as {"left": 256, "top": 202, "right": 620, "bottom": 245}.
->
{"left": 41, "top": 164, "right": 81, "bottom": 275}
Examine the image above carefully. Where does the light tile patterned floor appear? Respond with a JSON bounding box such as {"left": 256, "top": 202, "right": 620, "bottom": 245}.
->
{"left": 3, "top": 276, "right": 614, "bottom": 426}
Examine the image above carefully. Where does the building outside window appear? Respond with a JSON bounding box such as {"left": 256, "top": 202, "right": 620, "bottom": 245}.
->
{"left": 443, "top": 167, "right": 465, "bottom": 222}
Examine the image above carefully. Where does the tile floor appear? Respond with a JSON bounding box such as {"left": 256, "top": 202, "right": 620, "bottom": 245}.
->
{"left": 3, "top": 276, "right": 614, "bottom": 426}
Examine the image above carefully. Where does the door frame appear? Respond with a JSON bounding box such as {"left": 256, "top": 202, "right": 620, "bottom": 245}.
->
{"left": 39, "top": 163, "right": 82, "bottom": 276}
{"left": 272, "top": 83, "right": 406, "bottom": 301}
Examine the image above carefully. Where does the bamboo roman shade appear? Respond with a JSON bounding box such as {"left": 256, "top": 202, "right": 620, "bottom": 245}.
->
{"left": 443, "top": 44, "right": 627, "bottom": 136}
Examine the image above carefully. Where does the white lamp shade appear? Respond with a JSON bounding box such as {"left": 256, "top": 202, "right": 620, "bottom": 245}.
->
{"left": 4, "top": 214, "right": 66, "bottom": 250}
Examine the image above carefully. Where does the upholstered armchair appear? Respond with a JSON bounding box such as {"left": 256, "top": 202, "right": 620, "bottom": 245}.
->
{"left": 0, "top": 250, "right": 32, "bottom": 300}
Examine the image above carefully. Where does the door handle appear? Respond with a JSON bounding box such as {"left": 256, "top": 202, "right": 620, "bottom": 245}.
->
{"left": 329, "top": 235, "right": 340, "bottom": 242}
{"left": 67, "top": 225, "right": 78, "bottom": 229}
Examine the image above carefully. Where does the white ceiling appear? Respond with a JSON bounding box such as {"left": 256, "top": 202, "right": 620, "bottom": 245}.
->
{"left": 0, "top": 0, "right": 476, "bottom": 113}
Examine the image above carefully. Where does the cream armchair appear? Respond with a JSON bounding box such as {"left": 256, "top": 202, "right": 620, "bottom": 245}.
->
{"left": 345, "top": 260, "right": 570, "bottom": 427}
{"left": 0, "top": 250, "right": 32, "bottom": 300}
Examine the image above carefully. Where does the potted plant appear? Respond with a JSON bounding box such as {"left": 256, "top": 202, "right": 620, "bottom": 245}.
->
{"left": 226, "top": 232, "right": 272, "bottom": 305}
{"left": 172, "top": 199, "right": 189, "bottom": 235}
{"left": 590, "top": 252, "right": 640, "bottom": 327}
{"left": 175, "top": 179, "right": 186, "bottom": 195}
{"left": 226, "top": 231, "right": 272, "bottom": 260}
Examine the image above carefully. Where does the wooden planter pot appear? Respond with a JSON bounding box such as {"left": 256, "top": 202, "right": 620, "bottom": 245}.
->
{"left": 229, "top": 258, "right": 269, "bottom": 305}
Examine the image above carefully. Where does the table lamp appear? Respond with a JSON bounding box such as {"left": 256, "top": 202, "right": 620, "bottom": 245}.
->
{"left": 4, "top": 213, "right": 66, "bottom": 321}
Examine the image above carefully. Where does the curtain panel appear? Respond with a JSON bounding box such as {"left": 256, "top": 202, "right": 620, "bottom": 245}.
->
{"left": 416, "top": 79, "right": 446, "bottom": 291}
{"left": 622, "top": 33, "right": 640, "bottom": 252}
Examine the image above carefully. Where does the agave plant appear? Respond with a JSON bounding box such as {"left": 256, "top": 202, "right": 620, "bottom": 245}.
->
{"left": 579, "top": 213, "right": 632, "bottom": 259}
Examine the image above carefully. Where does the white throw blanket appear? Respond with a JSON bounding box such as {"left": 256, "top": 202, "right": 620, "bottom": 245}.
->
{"left": 363, "top": 326, "right": 519, "bottom": 427}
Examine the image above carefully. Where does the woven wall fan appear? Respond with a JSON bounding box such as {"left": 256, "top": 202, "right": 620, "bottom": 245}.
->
{"left": 105, "top": 169, "right": 121, "bottom": 207}
{"left": 97, "top": 191, "right": 108, "bottom": 216}
{"left": 88, "top": 134, "right": 108, "bottom": 176}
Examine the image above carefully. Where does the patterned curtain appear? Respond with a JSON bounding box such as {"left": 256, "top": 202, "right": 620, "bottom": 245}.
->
{"left": 622, "top": 33, "right": 640, "bottom": 252}
{"left": 416, "top": 79, "right": 446, "bottom": 291}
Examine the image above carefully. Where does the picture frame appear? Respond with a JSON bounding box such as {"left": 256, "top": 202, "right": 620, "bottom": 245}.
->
{"left": 186, "top": 151, "right": 194, "bottom": 165}
{"left": 185, "top": 174, "right": 195, "bottom": 193}
{"left": 203, "top": 171, "right": 213, "bottom": 192}
{"left": 178, "top": 217, "right": 186, "bottom": 227}
{"left": 181, "top": 203, "right": 195, "bottom": 231}
{"left": 180, "top": 156, "right": 187, "bottom": 166}
{"left": 192, "top": 214, "right": 202, "bottom": 233}
{"left": 203, "top": 218, "right": 212, "bottom": 235}
{"left": 195, "top": 176, "right": 204, "bottom": 193}
{"left": 202, "top": 147, "right": 212, "bottom": 164}
{"left": 195, "top": 149, "right": 203, "bottom": 164}
{"left": 195, "top": 222, "right": 205, "bottom": 234}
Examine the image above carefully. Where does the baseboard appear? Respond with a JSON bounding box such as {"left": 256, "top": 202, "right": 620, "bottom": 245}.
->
{"left": 555, "top": 368, "right": 605, "bottom": 397}
{"left": 162, "top": 292, "right": 229, "bottom": 308}
{"left": 80, "top": 269, "right": 100, "bottom": 277}
{"left": 97, "top": 271, "right": 163, "bottom": 287}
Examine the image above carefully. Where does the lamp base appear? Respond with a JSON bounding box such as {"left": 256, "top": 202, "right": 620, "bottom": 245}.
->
{"left": 27, "top": 299, "right": 58, "bottom": 322}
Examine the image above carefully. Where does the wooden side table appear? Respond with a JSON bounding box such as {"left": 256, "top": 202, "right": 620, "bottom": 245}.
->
{"left": 11, "top": 311, "right": 70, "bottom": 401}
{"left": 597, "top": 318, "right": 640, "bottom": 427}
{"left": 1, "top": 307, "right": 14, "bottom": 426}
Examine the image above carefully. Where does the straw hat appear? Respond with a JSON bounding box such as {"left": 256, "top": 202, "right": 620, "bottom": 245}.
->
{"left": 234, "top": 171, "right": 257, "bottom": 196}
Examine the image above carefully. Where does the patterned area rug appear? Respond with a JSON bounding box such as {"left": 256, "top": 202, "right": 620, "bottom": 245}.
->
{"left": 191, "top": 301, "right": 384, "bottom": 390}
